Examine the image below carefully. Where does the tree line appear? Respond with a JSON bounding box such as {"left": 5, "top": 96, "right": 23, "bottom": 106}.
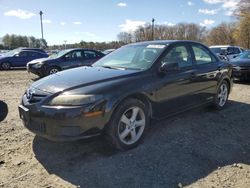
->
{"left": 1, "top": 34, "right": 48, "bottom": 49}
{"left": 117, "top": 0, "right": 250, "bottom": 49}
{"left": 1, "top": 0, "right": 249, "bottom": 50}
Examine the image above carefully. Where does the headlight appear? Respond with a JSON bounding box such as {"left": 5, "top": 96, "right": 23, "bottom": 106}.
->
{"left": 48, "top": 94, "right": 102, "bottom": 106}
{"left": 32, "top": 62, "right": 43, "bottom": 68}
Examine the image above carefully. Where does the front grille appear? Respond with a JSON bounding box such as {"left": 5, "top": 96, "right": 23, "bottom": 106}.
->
{"left": 26, "top": 87, "right": 49, "bottom": 104}
{"left": 28, "top": 93, "right": 47, "bottom": 103}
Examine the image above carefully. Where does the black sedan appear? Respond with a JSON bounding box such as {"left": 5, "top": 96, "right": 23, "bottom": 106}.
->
{"left": 231, "top": 50, "right": 250, "bottom": 80}
{"left": 27, "top": 48, "right": 104, "bottom": 77}
{"left": 19, "top": 40, "right": 233, "bottom": 150}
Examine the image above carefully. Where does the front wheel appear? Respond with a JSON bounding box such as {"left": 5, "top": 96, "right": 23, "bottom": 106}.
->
{"left": 46, "top": 67, "right": 60, "bottom": 75}
{"left": 213, "top": 81, "right": 229, "bottom": 110}
{"left": 1, "top": 62, "right": 11, "bottom": 70}
{"left": 105, "top": 98, "right": 149, "bottom": 150}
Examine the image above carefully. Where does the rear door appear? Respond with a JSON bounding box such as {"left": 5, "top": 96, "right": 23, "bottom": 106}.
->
{"left": 189, "top": 43, "right": 220, "bottom": 102}
{"left": 82, "top": 50, "right": 103, "bottom": 66}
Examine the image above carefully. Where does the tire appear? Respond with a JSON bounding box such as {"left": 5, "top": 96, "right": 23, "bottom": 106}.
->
{"left": 213, "top": 80, "right": 229, "bottom": 110}
{"left": 46, "top": 66, "right": 60, "bottom": 75}
{"left": 105, "top": 98, "right": 149, "bottom": 150}
{"left": 1, "top": 62, "right": 11, "bottom": 70}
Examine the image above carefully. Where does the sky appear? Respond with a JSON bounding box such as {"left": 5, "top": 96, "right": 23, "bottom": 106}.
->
{"left": 0, "top": 0, "right": 240, "bottom": 45}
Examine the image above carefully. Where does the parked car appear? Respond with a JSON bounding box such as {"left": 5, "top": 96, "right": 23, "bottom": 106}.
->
{"left": 210, "top": 45, "right": 245, "bottom": 60}
{"left": 19, "top": 40, "right": 233, "bottom": 150}
{"left": 0, "top": 48, "right": 48, "bottom": 70}
{"left": 27, "top": 48, "right": 105, "bottom": 77}
{"left": 230, "top": 50, "right": 250, "bottom": 80}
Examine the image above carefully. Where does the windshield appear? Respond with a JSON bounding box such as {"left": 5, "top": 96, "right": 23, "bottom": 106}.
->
{"left": 210, "top": 48, "right": 221, "bottom": 54}
{"left": 93, "top": 44, "right": 166, "bottom": 70}
{"left": 236, "top": 51, "right": 250, "bottom": 59}
{"left": 49, "top": 49, "right": 71, "bottom": 58}
{"left": 2, "top": 49, "right": 20, "bottom": 56}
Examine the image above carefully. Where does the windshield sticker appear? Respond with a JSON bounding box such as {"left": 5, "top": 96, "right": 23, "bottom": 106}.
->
{"left": 146, "top": 45, "right": 165, "bottom": 49}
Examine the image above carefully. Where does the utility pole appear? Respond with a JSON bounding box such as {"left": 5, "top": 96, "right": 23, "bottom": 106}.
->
{"left": 39, "top": 11, "right": 44, "bottom": 40}
{"left": 151, "top": 18, "right": 155, "bottom": 41}
{"left": 64, "top": 40, "right": 67, "bottom": 49}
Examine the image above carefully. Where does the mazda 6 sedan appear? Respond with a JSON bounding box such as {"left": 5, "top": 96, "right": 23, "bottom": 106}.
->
{"left": 19, "top": 40, "right": 233, "bottom": 150}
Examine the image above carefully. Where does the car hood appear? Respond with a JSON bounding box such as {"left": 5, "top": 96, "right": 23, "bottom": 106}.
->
{"left": 0, "top": 56, "right": 10, "bottom": 61}
{"left": 27, "top": 57, "right": 54, "bottom": 65}
{"left": 31, "top": 66, "right": 139, "bottom": 93}
{"left": 230, "top": 59, "right": 250, "bottom": 66}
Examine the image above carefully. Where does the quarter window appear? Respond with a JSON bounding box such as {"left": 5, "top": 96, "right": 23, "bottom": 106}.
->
{"left": 162, "top": 45, "right": 192, "bottom": 68}
{"left": 84, "top": 51, "right": 97, "bottom": 59}
{"left": 192, "top": 45, "right": 214, "bottom": 65}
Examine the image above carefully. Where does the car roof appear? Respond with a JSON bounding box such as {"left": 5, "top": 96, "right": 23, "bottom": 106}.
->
{"left": 209, "top": 45, "right": 241, "bottom": 48}
{"left": 127, "top": 40, "right": 206, "bottom": 46}
{"left": 65, "top": 48, "right": 100, "bottom": 51}
{"left": 19, "top": 49, "right": 47, "bottom": 54}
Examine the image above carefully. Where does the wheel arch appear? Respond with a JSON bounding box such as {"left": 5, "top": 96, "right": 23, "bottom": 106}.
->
{"left": 1, "top": 61, "right": 12, "bottom": 69}
{"left": 105, "top": 93, "right": 153, "bottom": 126}
{"left": 218, "top": 73, "right": 232, "bottom": 93}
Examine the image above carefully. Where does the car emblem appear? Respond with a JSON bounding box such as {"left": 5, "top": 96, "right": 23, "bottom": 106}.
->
{"left": 26, "top": 88, "right": 35, "bottom": 101}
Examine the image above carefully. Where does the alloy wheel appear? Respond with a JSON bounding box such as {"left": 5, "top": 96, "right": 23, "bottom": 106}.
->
{"left": 218, "top": 83, "right": 228, "bottom": 107}
{"left": 49, "top": 68, "right": 58, "bottom": 75}
{"left": 118, "top": 106, "right": 146, "bottom": 145}
{"left": 2, "top": 62, "right": 10, "bottom": 70}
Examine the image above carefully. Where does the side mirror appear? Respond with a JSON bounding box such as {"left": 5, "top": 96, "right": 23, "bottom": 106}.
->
{"left": 14, "top": 53, "right": 19, "bottom": 57}
{"left": 61, "top": 56, "right": 67, "bottom": 61}
{"left": 159, "top": 62, "right": 179, "bottom": 74}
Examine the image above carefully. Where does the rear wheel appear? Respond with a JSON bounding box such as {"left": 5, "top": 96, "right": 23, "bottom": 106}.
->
{"left": 46, "top": 67, "right": 60, "bottom": 75}
{"left": 213, "top": 80, "right": 229, "bottom": 110}
{"left": 1, "top": 62, "right": 11, "bottom": 70}
{"left": 105, "top": 98, "right": 149, "bottom": 150}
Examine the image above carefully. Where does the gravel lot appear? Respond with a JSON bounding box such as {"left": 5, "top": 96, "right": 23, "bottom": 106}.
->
{"left": 0, "top": 70, "right": 250, "bottom": 188}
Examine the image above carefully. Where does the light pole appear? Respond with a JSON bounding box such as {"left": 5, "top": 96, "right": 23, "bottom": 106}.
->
{"left": 64, "top": 40, "right": 67, "bottom": 49}
{"left": 39, "top": 11, "right": 44, "bottom": 40}
{"left": 151, "top": 18, "right": 155, "bottom": 41}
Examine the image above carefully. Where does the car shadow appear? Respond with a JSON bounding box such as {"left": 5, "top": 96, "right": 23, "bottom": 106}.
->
{"left": 32, "top": 100, "right": 250, "bottom": 187}
{"left": 0, "top": 100, "right": 8, "bottom": 122}
{"left": 0, "top": 67, "right": 26, "bottom": 71}
{"left": 233, "top": 79, "right": 250, "bottom": 85}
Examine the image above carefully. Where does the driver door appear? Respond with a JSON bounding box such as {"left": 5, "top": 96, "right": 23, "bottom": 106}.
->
{"left": 153, "top": 43, "right": 200, "bottom": 117}
{"left": 62, "top": 50, "right": 84, "bottom": 70}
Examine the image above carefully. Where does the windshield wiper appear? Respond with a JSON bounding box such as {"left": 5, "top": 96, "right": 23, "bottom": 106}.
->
{"left": 101, "top": 65, "right": 126, "bottom": 70}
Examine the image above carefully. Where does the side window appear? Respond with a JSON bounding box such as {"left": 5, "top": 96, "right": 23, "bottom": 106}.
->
{"left": 28, "top": 52, "right": 39, "bottom": 57}
{"left": 65, "top": 51, "right": 83, "bottom": 59}
{"left": 162, "top": 45, "right": 192, "bottom": 68}
{"left": 234, "top": 48, "right": 240, "bottom": 54}
{"left": 227, "top": 47, "right": 240, "bottom": 55}
{"left": 19, "top": 51, "right": 28, "bottom": 57}
{"left": 84, "top": 51, "right": 97, "bottom": 59}
{"left": 192, "top": 45, "right": 215, "bottom": 65}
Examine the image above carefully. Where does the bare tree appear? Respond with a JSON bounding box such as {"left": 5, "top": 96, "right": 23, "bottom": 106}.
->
{"left": 205, "top": 22, "right": 236, "bottom": 46}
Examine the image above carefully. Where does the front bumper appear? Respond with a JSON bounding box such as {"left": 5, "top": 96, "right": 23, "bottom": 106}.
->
{"left": 232, "top": 67, "right": 250, "bottom": 79}
{"left": 19, "top": 95, "right": 108, "bottom": 141}
{"left": 27, "top": 64, "right": 45, "bottom": 77}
